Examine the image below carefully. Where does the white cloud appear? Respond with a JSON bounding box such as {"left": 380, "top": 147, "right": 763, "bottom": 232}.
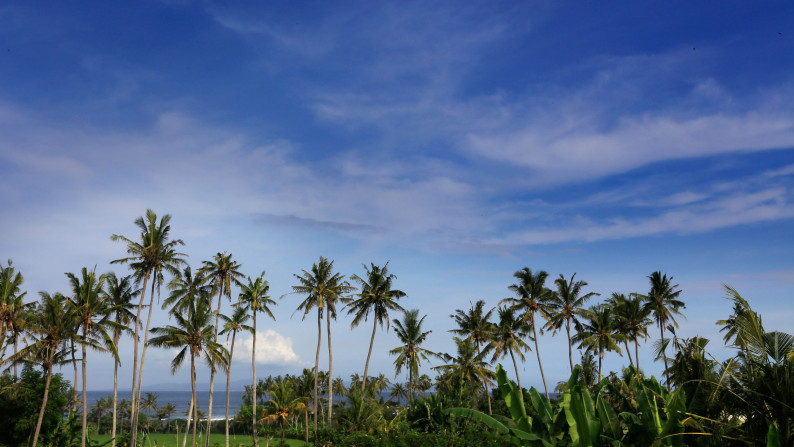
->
{"left": 236, "top": 330, "right": 301, "bottom": 366}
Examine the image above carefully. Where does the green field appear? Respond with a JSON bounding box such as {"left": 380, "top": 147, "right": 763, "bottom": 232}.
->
{"left": 90, "top": 433, "right": 308, "bottom": 447}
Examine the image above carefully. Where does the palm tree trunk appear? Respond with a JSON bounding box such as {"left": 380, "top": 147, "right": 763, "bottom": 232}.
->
{"left": 304, "top": 407, "right": 309, "bottom": 446}
{"left": 182, "top": 397, "right": 193, "bottom": 447}
{"left": 314, "top": 309, "right": 321, "bottom": 437}
{"left": 624, "top": 340, "right": 634, "bottom": 370}
{"left": 225, "top": 331, "right": 235, "bottom": 447}
{"left": 134, "top": 279, "right": 159, "bottom": 438}
{"left": 32, "top": 354, "right": 54, "bottom": 447}
{"left": 205, "top": 284, "right": 224, "bottom": 447}
{"left": 509, "top": 348, "right": 523, "bottom": 392}
{"left": 13, "top": 336, "right": 18, "bottom": 378}
{"left": 531, "top": 315, "right": 550, "bottom": 398}
{"left": 325, "top": 309, "right": 333, "bottom": 427}
{"left": 660, "top": 324, "right": 670, "bottom": 387}
{"left": 361, "top": 318, "right": 378, "bottom": 392}
{"left": 129, "top": 272, "right": 150, "bottom": 447}
{"left": 71, "top": 339, "right": 79, "bottom": 407}
{"left": 129, "top": 273, "right": 151, "bottom": 446}
{"left": 598, "top": 352, "right": 603, "bottom": 381}
{"left": 191, "top": 353, "right": 198, "bottom": 447}
{"left": 81, "top": 335, "right": 88, "bottom": 447}
{"left": 476, "top": 342, "right": 492, "bottom": 415}
{"left": 566, "top": 318, "right": 574, "bottom": 372}
{"left": 112, "top": 327, "right": 119, "bottom": 447}
{"left": 280, "top": 423, "right": 285, "bottom": 447}
{"left": 635, "top": 339, "right": 640, "bottom": 373}
{"left": 252, "top": 310, "right": 259, "bottom": 447}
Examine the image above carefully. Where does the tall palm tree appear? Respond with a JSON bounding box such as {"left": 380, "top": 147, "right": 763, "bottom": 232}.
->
{"left": 110, "top": 209, "right": 186, "bottom": 445}
{"left": 347, "top": 262, "right": 405, "bottom": 392}
{"left": 389, "top": 309, "right": 435, "bottom": 407}
{"left": 546, "top": 273, "right": 598, "bottom": 372}
{"left": 0, "top": 260, "right": 26, "bottom": 368}
{"left": 198, "top": 253, "right": 243, "bottom": 446}
{"left": 238, "top": 272, "right": 275, "bottom": 447}
{"left": 502, "top": 267, "right": 555, "bottom": 398}
{"left": 67, "top": 267, "right": 118, "bottom": 447}
{"left": 104, "top": 273, "right": 138, "bottom": 447}
{"left": 147, "top": 298, "right": 228, "bottom": 447}
{"left": 290, "top": 257, "right": 353, "bottom": 428}
{"left": 489, "top": 306, "right": 531, "bottom": 392}
{"left": 219, "top": 306, "right": 252, "bottom": 447}
{"left": 5, "top": 293, "right": 33, "bottom": 378}
{"left": 450, "top": 300, "right": 495, "bottom": 414}
{"left": 608, "top": 293, "right": 651, "bottom": 371}
{"left": 573, "top": 304, "right": 622, "bottom": 380}
{"left": 15, "top": 292, "right": 72, "bottom": 447}
{"left": 640, "top": 271, "right": 685, "bottom": 387}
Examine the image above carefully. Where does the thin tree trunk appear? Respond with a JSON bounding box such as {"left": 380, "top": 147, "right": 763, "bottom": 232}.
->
{"left": 191, "top": 353, "right": 198, "bottom": 447}
{"left": 205, "top": 283, "right": 224, "bottom": 447}
{"left": 624, "top": 341, "right": 634, "bottom": 370}
{"left": 476, "top": 342, "right": 492, "bottom": 415}
{"left": 81, "top": 334, "right": 88, "bottom": 447}
{"left": 598, "top": 352, "right": 602, "bottom": 381}
{"left": 111, "top": 327, "right": 119, "bottom": 447}
{"left": 326, "top": 309, "right": 333, "bottom": 426}
{"left": 72, "top": 339, "right": 79, "bottom": 408}
{"left": 280, "top": 423, "right": 285, "bottom": 447}
{"left": 252, "top": 310, "right": 259, "bottom": 447}
{"left": 531, "top": 314, "right": 550, "bottom": 398}
{"left": 314, "top": 309, "right": 321, "bottom": 438}
{"left": 133, "top": 279, "right": 158, "bottom": 440}
{"left": 509, "top": 348, "right": 523, "bottom": 392}
{"left": 361, "top": 318, "right": 378, "bottom": 392}
{"left": 635, "top": 339, "right": 640, "bottom": 373}
{"left": 225, "top": 331, "right": 236, "bottom": 447}
{"left": 304, "top": 407, "right": 309, "bottom": 446}
{"left": 129, "top": 272, "right": 150, "bottom": 447}
{"left": 13, "top": 336, "right": 18, "bottom": 378}
{"left": 660, "top": 324, "right": 670, "bottom": 387}
{"left": 182, "top": 397, "right": 193, "bottom": 447}
{"left": 32, "top": 356, "right": 54, "bottom": 447}
{"left": 566, "top": 318, "right": 574, "bottom": 372}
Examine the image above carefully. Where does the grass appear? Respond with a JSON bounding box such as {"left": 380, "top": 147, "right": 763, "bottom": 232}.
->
{"left": 90, "top": 432, "right": 309, "bottom": 447}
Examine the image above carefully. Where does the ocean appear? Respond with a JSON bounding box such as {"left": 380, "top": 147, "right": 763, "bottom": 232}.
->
{"left": 84, "top": 390, "right": 246, "bottom": 420}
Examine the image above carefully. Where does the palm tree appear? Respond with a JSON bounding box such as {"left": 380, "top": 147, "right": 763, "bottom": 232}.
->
{"left": 15, "top": 292, "right": 72, "bottom": 447}
{"left": 573, "top": 304, "right": 622, "bottom": 380}
{"left": 110, "top": 209, "right": 186, "bottom": 445}
{"left": 163, "top": 267, "right": 212, "bottom": 318}
{"left": 238, "top": 272, "right": 275, "bottom": 447}
{"left": 219, "top": 306, "right": 252, "bottom": 447}
{"left": 608, "top": 293, "right": 651, "bottom": 371}
{"left": 347, "top": 262, "right": 406, "bottom": 392}
{"left": 640, "top": 271, "right": 685, "bottom": 387}
{"left": 547, "top": 273, "right": 598, "bottom": 372}
{"left": 198, "top": 253, "right": 243, "bottom": 446}
{"left": 104, "top": 273, "right": 138, "bottom": 447}
{"left": 389, "top": 309, "right": 435, "bottom": 407}
{"left": 489, "top": 306, "right": 531, "bottom": 392}
{"left": 433, "top": 337, "right": 494, "bottom": 408}
{"left": 260, "top": 379, "right": 306, "bottom": 447}
{"left": 141, "top": 392, "right": 159, "bottom": 431}
{"left": 147, "top": 298, "right": 228, "bottom": 447}
{"left": 67, "top": 267, "right": 118, "bottom": 447}
{"left": 4, "top": 293, "right": 33, "bottom": 379}
{"left": 0, "top": 260, "right": 26, "bottom": 370}
{"left": 92, "top": 396, "right": 110, "bottom": 434}
{"left": 290, "top": 257, "right": 354, "bottom": 428}
{"left": 450, "top": 300, "right": 495, "bottom": 414}
{"left": 502, "top": 267, "right": 555, "bottom": 398}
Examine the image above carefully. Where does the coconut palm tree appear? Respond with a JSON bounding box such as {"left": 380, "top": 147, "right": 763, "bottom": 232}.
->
{"left": 389, "top": 309, "right": 436, "bottom": 407}
{"left": 163, "top": 267, "right": 212, "bottom": 318}
{"left": 198, "top": 253, "right": 243, "bottom": 446}
{"left": 260, "top": 379, "right": 306, "bottom": 447}
{"left": 573, "top": 304, "right": 622, "bottom": 380}
{"left": 489, "top": 306, "right": 531, "bottom": 392}
{"left": 290, "top": 257, "right": 354, "bottom": 428}
{"left": 66, "top": 267, "right": 118, "bottom": 447}
{"left": 4, "top": 294, "right": 33, "bottom": 378}
{"left": 546, "top": 273, "right": 598, "bottom": 372}
{"left": 433, "top": 337, "right": 494, "bottom": 409}
{"left": 141, "top": 392, "right": 159, "bottom": 431}
{"left": 147, "top": 298, "right": 228, "bottom": 447}
{"left": 0, "top": 260, "right": 26, "bottom": 369}
{"left": 104, "top": 273, "right": 138, "bottom": 447}
{"left": 238, "top": 272, "right": 275, "bottom": 447}
{"left": 92, "top": 396, "right": 110, "bottom": 434}
{"left": 639, "top": 271, "right": 685, "bottom": 387}
{"left": 14, "top": 292, "right": 73, "bottom": 447}
{"left": 219, "top": 306, "right": 252, "bottom": 447}
{"left": 110, "top": 209, "right": 186, "bottom": 445}
{"left": 347, "top": 262, "right": 405, "bottom": 392}
{"left": 502, "top": 267, "right": 555, "bottom": 398}
{"left": 608, "top": 293, "right": 651, "bottom": 371}
{"left": 450, "top": 300, "right": 495, "bottom": 414}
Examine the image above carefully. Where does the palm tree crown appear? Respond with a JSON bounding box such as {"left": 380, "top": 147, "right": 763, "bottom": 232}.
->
{"left": 390, "top": 309, "right": 435, "bottom": 406}
{"left": 489, "top": 306, "right": 531, "bottom": 392}
{"left": 547, "top": 273, "right": 599, "bottom": 372}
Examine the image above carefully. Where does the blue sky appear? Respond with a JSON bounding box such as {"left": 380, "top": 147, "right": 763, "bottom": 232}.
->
{"left": 1, "top": 1, "right": 793, "bottom": 391}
